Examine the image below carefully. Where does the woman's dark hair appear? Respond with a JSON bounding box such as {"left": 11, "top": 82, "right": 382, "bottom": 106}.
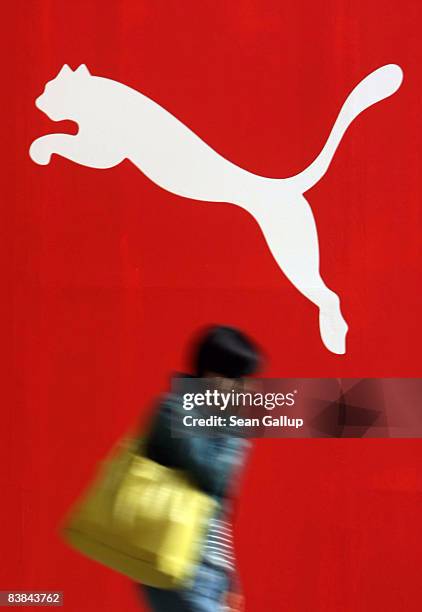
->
{"left": 193, "top": 325, "right": 262, "bottom": 378}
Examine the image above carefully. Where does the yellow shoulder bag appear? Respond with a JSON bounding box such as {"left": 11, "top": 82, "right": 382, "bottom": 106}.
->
{"left": 60, "top": 436, "right": 217, "bottom": 588}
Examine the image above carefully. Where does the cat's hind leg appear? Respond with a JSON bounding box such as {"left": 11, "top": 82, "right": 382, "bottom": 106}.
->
{"left": 30, "top": 133, "right": 124, "bottom": 168}
{"left": 251, "top": 192, "right": 348, "bottom": 354}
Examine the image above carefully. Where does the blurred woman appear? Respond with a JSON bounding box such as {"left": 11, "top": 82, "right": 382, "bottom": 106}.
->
{"left": 136, "top": 325, "right": 263, "bottom": 612}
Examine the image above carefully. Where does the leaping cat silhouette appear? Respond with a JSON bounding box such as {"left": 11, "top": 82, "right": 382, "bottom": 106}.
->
{"left": 29, "top": 63, "right": 403, "bottom": 354}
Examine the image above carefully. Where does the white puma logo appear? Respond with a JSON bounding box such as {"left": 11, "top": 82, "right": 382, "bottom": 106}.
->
{"left": 29, "top": 63, "right": 403, "bottom": 354}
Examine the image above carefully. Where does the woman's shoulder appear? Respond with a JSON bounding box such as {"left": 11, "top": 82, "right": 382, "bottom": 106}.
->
{"left": 147, "top": 392, "right": 187, "bottom": 439}
{"left": 155, "top": 392, "right": 185, "bottom": 416}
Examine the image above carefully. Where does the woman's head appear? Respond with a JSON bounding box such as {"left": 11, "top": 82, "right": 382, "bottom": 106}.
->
{"left": 192, "top": 325, "right": 262, "bottom": 378}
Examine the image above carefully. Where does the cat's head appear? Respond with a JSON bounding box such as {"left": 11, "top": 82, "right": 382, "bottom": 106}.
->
{"left": 35, "top": 64, "right": 91, "bottom": 121}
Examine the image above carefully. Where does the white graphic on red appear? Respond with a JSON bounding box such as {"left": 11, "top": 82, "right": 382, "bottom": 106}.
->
{"left": 30, "top": 63, "right": 403, "bottom": 353}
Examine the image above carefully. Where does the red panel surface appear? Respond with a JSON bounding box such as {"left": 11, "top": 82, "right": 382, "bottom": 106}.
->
{"left": 2, "top": 1, "right": 422, "bottom": 610}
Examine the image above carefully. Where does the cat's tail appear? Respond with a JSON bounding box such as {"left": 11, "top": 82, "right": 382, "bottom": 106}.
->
{"left": 286, "top": 64, "right": 403, "bottom": 193}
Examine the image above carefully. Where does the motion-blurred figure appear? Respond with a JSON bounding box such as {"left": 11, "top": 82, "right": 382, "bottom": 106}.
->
{"left": 136, "top": 325, "right": 262, "bottom": 612}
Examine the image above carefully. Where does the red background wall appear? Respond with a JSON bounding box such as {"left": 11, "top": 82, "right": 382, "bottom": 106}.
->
{"left": 2, "top": 1, "right": 422, "bottom": 610}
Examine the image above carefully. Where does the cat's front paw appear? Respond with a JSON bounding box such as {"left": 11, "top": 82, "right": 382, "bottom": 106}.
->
{"left": 29, "top": 137, "right": 52, "bottom": 165}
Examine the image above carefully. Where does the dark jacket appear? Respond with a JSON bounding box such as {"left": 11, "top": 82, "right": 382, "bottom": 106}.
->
{"left": 142, "top": 390, "right": 250, "bottom": 594}
{"left": 144, "top": 392, "right": 249, "bottom": 503}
